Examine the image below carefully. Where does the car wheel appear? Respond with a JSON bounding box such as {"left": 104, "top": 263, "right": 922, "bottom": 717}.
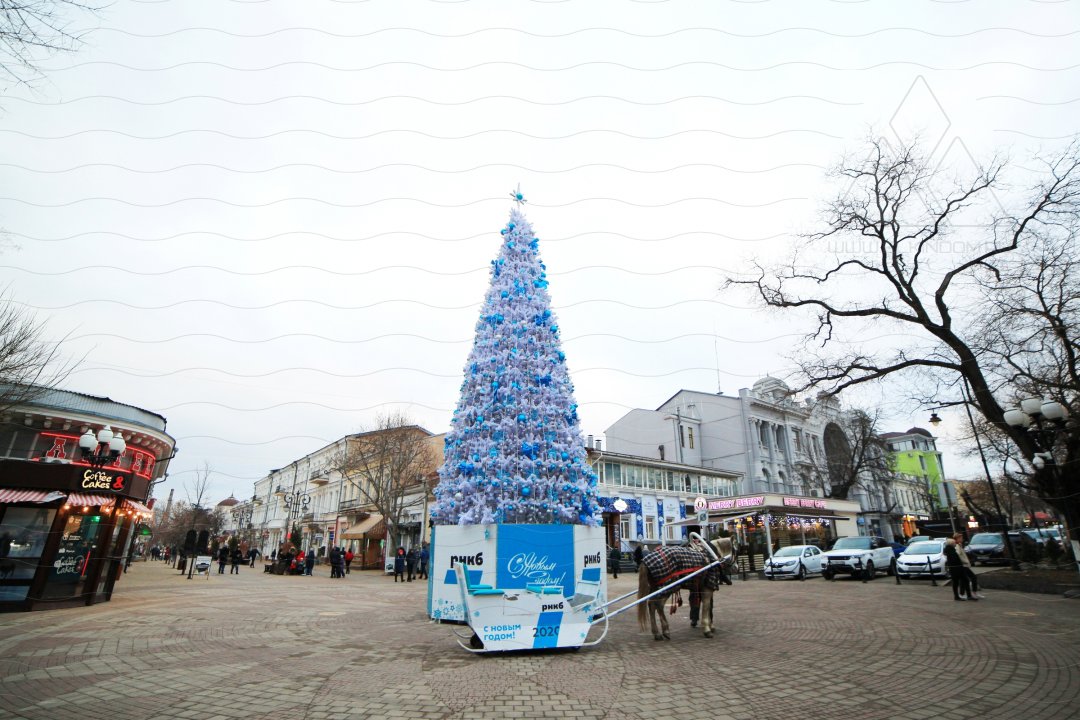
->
{"left": 864, "top": 561, "right": 875, "bottom": 580}
{"left": 797, "top": 565, "right": 806, "bottom": 581}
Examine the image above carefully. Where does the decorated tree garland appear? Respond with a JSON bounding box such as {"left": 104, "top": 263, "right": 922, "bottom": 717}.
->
{"left": 431, "top": 191, "right": 601, "bottom": 527}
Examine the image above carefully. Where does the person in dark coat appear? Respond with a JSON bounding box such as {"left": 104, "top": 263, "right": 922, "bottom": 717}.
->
{"left": 393, "top": 547, "right": 406, "bottom": 582}
{"left": 406, "top": 547, "right": 419, "bottom": 582}
{"left": 328, "top": 546, "right": 341, "bottom": 578}
{"left": 304, "top": 548, "right": 315, "bottom": 576}
{"left": 944, "top": 537, "right": 975, "bottom": 602}
{"left": 247, "top": 547, "right": 260, "bottom": 568}
{"left": 418, "top": 545, "right": 429, "bottom": 580}
{"left": 230, "top": 547, "right": 243, "bottom": 574}
{"left": 609, "top": 545, "right": 621, "bottom": 579}
{"left": 633, "top": 544, "right": 644, "bottom": 569}
{"left": 217, "top": 545, "right": 229, "bottom": 574}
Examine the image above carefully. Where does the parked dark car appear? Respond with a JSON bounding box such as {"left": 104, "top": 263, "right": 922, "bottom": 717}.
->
{"left": 965, "top": 532, "right": 1008, "bottom": 565}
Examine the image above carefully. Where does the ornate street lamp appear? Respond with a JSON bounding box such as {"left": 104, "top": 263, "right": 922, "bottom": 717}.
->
{"left": 280, "top": 491, "right": 310, "bottom": 547}
{"left": 78, "top": 425, "right": 127, "bottom": 468}
{"left": 1003, "top": 398, "right": 1075, "bottom": 571}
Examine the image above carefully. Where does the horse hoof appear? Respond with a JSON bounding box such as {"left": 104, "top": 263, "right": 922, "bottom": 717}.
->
{"left": 690, "top": 622, "right": 697, "bottom": 628}
{"left": 654, "top": 635, "right": 664, "bottom": 641}
{"left": 662, "top": 632, "right": 671, "bottom": 640}
{"left": 704, "top": 630, "right": 714, "bottom": 638}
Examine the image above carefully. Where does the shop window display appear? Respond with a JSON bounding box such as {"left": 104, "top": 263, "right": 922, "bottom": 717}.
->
{"left": 0, "top": 506, "right": 57, "bottom": 601}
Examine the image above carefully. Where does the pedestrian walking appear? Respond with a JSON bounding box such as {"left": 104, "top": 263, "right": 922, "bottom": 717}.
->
{"left": 270, "top": 548, "right": 277, "bottom": 562}
{"left": 304, "top": 548, "right": 315, "bottom": 576}
{"left": 230, "top": 547, "right": 243, "bottom": 574}
{"left": 247, "top": 547, "right": 260, "bottom": 568}
{"left": 328, "top": 546, "right": 341, "bottom": 578}
{"left": 406, "top": 547, "right": 418, "bottom": 582}
{"left": 954, "top": 533, "right": 985, "bottom": 599}
{"left": 633, "top": 544, "right": 643, "bottom": 569}
{"left": 609, "top": 545, "right": 620, "bottom": 579}
{"left": 344, "top": 548, "right": 354, "bottom": 574}
{"left": 217, "top": 545, "right": 229, "bottom": 574}
{"left": 334, "top": 547, "right": 346, "bottom": 578}
{"left": 393, "top": 547, "right": 406, "bottom": 582}
{"left": 418, "top": 545, "right": 429, "bottom": 580}
{"left": 944, "top": 537, "right": 976, "bottom": 601}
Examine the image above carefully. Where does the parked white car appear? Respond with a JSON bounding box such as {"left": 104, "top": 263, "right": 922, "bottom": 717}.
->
{"left": 896, "top": 540, "right": 948, "bottom": 579}
{"left": 821, "top": 536, "right": 896, "bottom": 580}
{"left": 764, "top": 545, "right": 826, "bottom": 580}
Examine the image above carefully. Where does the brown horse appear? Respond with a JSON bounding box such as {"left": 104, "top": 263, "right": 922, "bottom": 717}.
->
{"left": 636, "top": 537, "right": 734, "bottom": 640}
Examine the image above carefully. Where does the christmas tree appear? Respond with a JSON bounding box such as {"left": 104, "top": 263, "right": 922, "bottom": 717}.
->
{"left": 431, "top": 192, "right": 601, "bottom": 527}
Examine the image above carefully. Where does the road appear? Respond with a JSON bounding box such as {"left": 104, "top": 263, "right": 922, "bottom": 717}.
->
{"left": 0, "top": 561, "right": 1076, "bottom": 720}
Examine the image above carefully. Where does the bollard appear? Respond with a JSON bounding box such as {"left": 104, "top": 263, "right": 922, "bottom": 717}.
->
{"left": 928, "top": 557, "right": 938, "bottom": 587}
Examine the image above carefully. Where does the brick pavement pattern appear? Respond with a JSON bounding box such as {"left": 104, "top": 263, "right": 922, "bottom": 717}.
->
{"left": 0, "top": 562, "right": 1077, "bottom": 719}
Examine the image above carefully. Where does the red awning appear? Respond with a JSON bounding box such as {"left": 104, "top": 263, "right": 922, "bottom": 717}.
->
{"left": 0, "top": 488, "right": 50, "bottom": 503}
{"left": 121, "top": 499, "right": 153, "bottom": 515}
{"left": 66, "top": 493, "right": 114, "bottom": 506}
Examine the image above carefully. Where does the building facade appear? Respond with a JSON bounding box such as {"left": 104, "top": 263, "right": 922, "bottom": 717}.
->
{"left": 0, "top": 387, "right": 174, "bottom": 611}
{"left": 247, "top": 427, "right": 443, "bottom": 571}
{"left": 600, "top": 379, "right": 939, "bottom": 546}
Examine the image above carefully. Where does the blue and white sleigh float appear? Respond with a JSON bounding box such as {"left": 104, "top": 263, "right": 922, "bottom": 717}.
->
{"left": 435, "top": 525, "right": 726, "bottom": 653}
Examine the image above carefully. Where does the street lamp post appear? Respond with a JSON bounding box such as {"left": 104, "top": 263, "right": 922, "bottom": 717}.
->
{"left": 930, "top": 383, "right": 1022, "bottom": 570}
{"left": 78, "top": 426, "right": 127, "bottom": 467}
{"left": 1003, "top": 397, "right": 1075, "bottom": 572}
{"left": 275, "top": 487, "right": 310, "bottom": 551}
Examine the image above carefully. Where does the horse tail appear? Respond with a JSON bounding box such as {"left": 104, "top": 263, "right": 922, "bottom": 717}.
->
{"left": 637, "top": 563, "right": 650, "bottom": 630}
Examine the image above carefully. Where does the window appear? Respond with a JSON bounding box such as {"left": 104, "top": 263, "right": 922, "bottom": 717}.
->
{"left": 919, "top": 456, "right": 927, "bottom": 471}
{"left": 688, "top": 428, "right": 695, "bottom": 449}
{"left": 644, "top": 515, "right": 657, "bottom": 540}
{"left": 2, "top": 506, "right": 58, "bottom": 602}
{"left": 619, "top": 514, "right": 632, "bottom": 542}
{"left": 625, "top": 466, "right": 642, "bottom": 488}
{"left": 679, "top": 425, "right": 685, "bottom": 448}
{"left": 604, "top": 462, "right": 622, "bottom": 485}
{"left": 665, "top": 516, "right": 679, "bottom": 541}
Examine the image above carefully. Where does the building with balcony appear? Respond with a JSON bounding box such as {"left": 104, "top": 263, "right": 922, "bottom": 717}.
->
{"left": 251, "top": 426, "right": 442, "bottom": 571}
{"left": 598, "top": 378, "right": 930, "bottom": 549}
{"left": 0, "top": 385, "right": 175, "bottom": 611}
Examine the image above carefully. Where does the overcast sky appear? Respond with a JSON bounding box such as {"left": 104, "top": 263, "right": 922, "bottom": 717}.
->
{"left": 2, "top": 0, "right": 1078, "bottom": 504}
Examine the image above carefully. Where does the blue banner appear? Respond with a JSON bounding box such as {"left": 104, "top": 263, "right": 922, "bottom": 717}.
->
{"left": 496, "top": 524, "right": 575, "bottom": 598}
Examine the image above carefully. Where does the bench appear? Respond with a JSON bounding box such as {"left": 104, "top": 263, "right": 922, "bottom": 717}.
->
{"left": 526, "top": 584, "right": 563, "bottom": 595}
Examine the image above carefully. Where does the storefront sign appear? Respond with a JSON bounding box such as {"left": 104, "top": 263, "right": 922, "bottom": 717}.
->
{"left": 783, "top": 496, "right": 828, "bottom": 509}
{"left": 708, "top": 495, "right": 765, "bottom": 511}
{"left": 80, "top": 469, "right": 127, "bottom": 492}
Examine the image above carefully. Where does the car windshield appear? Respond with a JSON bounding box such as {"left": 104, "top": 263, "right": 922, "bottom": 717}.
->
{"left": 904, "top": 541, "right": 943, "bottom": 554}
{"left": 969, "top": 534, "right": 1001, "bottom": 544}
{"left": 832, "top": 538, "right": 872, "bottom": 550}
{"left": 773, "top": 547, "right": 803, "bottom": 558}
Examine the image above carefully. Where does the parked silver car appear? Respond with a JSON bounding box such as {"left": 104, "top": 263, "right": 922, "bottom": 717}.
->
{"left": 764, "top": 545, "right": 826, "bottom": 580}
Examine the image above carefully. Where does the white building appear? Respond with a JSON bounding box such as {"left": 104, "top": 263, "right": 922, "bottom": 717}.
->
{"left": 598, "top": 378, "right": 924, "bottom": 545}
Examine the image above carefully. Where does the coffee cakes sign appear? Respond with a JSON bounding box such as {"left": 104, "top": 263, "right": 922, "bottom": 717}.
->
{"left": 80, "top": 469, "right": 127, "bottom": 493}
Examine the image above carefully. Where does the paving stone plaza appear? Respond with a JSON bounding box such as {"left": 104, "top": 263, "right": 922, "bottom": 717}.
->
{"left": 0, "top": 561, "right": 1077, "bottom": 720}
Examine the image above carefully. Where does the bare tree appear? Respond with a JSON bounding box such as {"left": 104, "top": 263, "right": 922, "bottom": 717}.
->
{"left": 728, "top": 138, "right": 1080, "bottom": 545}
{"left": 327, "top": 413, "right": 437, "bottom": 551}
{"left": 0, "top": 289, "right": 76, "bottom": 416}
{"left": 0, "top": 1, "right": 99, "bottom": 86}
{"left": 810, "top": 408, "right": 894, "bottom": 502}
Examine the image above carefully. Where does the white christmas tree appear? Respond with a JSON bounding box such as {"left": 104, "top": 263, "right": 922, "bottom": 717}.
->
{"left": 431, "top": 192, "right": 600, "bottom": 526}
